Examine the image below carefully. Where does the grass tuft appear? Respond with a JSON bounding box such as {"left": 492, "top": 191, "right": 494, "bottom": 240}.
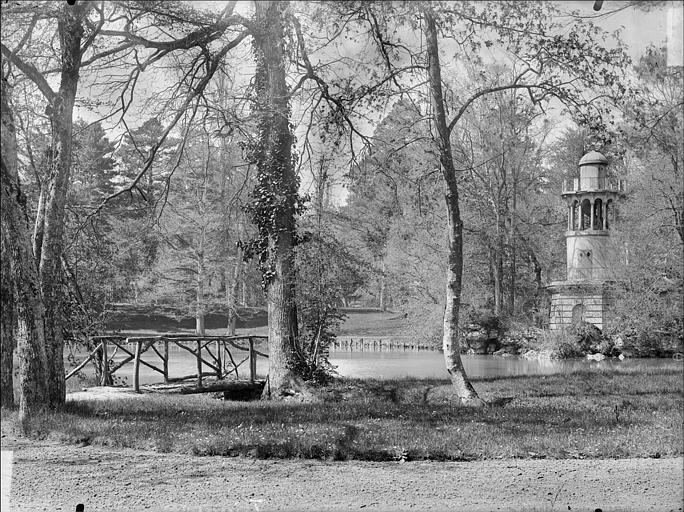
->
{"left": 2, "top": 364, "right": 682, "bottom": 462}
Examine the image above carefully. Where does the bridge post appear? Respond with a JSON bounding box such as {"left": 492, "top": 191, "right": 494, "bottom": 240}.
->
{"left": 196, "top": 340, "right": 203, "bottom": 388}
{"left": 133, "top": 339, "right": 142, "bottom": 393}
{"left": 163, "top": 339, "right": 169, "bottom": 383}
{"left": 216, "top": 340, "right": 222, "bottom": 379}
{"left": 249, "top": 337, "right": 256, "bottom": 383}
{"left": 100, "top": 340, "right": 109, "bottom": 386}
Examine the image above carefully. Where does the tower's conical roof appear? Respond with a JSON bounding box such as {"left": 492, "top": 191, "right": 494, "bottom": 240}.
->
{"left": 579, "top": 150, "right": 608, "bottom": 166}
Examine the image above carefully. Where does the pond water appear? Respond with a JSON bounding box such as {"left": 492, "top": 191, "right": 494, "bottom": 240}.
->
{"left": 71, "top": 345, "right": 679, "bottom": 386}
{"left": 329, "top": 350, "right": 678, "bottom": 379}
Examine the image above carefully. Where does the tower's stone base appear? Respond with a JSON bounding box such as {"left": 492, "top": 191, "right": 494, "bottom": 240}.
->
{"left": 547, "top": 281, "right": 608, "bottom": 330}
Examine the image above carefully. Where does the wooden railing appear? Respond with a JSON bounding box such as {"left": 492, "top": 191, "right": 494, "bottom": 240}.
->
{"left": 562, "top": 177, "right": 626, "bottom": 193}
{"left": 66, "top": 334, "right": 268, "bottom": 392}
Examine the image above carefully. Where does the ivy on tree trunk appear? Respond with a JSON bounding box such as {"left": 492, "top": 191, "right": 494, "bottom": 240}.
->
{"left": 245, "top": 1, "right": 306, "bottom": 398}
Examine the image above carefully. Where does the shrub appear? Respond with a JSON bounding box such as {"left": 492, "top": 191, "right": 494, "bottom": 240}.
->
{"left": 568, "top": 321, "right": 603, "bottom": 353}
{"left": 468, "top": 309, "right": 501, "bottom": 332}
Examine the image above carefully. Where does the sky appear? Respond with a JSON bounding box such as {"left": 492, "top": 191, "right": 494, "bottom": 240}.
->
{"left": 556, "top": 1, "right": 681, "bottom": 62}
{"left": 69, "top": 1, "right": 682, "bottom": 203}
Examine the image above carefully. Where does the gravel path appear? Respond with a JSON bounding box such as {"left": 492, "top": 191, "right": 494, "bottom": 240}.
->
{"left": 1, "top": 439, "right": 682, "bottom": 512}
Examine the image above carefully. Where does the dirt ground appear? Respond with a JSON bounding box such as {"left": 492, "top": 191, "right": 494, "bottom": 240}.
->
{"left": 1, "top": 436, "right": 682, "bottom": 512}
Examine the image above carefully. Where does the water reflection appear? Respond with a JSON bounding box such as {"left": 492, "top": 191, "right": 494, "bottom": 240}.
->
{"left": 329, "top": 350, "right": 677, "bottom": 380}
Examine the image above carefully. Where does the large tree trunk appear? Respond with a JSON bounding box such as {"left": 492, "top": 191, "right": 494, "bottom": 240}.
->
{"left": 39, "top": 5, "right": 85, "bottom": 407}
{"left": 1, "top": 76, "right": 49, "bottom": 426}
{"left": 1, "top": 237, "right": 16, "bottom": 408}
{"left": 424, "top": 8, "right": 484, "bottom": 406}
{"left": 253, "top": 1, "right": 304, "bottom": 399}
{"left": 32, "top": 187, "right": 45, "bottom": 265}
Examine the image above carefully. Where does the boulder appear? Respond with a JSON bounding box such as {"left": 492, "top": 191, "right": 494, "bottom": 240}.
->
{"left": 586, "top": 353, "right": 606, "bottom": 361}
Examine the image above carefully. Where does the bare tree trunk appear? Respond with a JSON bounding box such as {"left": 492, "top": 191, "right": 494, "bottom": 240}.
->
{"left": 196, "top": 248, "right": 205, "bottom": 335}
{"left": 226, "top": 247, "right": 243, "bottom": 336}
{"left": 494, "top": 214, "right": 504, "bottom": 318}
{"left": 1, "top": 237, "right": 16, "bottom": 408}
{"left": 424, "top": 8, "right": 484, "bottom": 406}
{"left": 39, "top": 5, "right": 85, "bottom": 407}
{"left": 379, "top": 257, "right": 387, "bottom": 311}
{"left": 253, "top": 1, "right": 304, "bottom": 399}
{"left": 508, "top": 190, "right": 517, "bottom": 317}
{"left": 1, "top": 76, "right": 48, "bottom": 426}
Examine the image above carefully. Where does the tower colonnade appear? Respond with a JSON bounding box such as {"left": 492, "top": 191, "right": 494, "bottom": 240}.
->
{"left": 548, "top": 150, "right": 626, "bottom": 330}
{"left": 567, "top": 197, "right": 615, "bottom": 231}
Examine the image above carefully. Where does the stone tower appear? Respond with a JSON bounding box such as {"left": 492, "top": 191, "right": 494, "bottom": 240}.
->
{"left": 548, "top": 150, "right": 626, "bottom": 330}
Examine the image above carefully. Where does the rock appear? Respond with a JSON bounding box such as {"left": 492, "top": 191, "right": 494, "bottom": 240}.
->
{"left": 493, "top": 346, "right": 518, "bottom": 357}
{"left": 586, "top": 353, "right": 606, "bottom": 361}
{"left": 466, "top": 330, "right": 489, "bottom": 342}
{"left": 521, "top": 349, "right": 554, "bottom": 361}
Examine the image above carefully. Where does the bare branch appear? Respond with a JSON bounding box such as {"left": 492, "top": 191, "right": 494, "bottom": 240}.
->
{"left": 0, "top": 43, "right": 56, "bottom": 101}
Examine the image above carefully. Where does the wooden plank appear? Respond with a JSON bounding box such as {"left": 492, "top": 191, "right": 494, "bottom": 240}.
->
{"left": 163, "top": 339, "right": 169, "bottom": 383}
{"left": 204, "top": 343, "right": 216, "bottom": 362}
{"left": 203, "top": 345, "right": 222, "bottom": 377}
{"left": 65, "top": 343, "right": 102, "bottom": 380}
{"left": 150, "top": 343, "right": 164, "bottom": 361}
{"left": 101, "top": 340, "right": 110, "bottom": 386}
{"left": 196, "top": 340, "right": 203, "bottom": 388}
{"left": 137, "top": 358, "right": 166, "bottom": 375}
{"left": 109, "top": 341, "right": 135, "bottom": 357}
{"left": 216, "top": 340, "right": 222, "bottom": 379}
{"left": 133, "top": 340, "right": 142, "bottom": 393}
{"left": 225, "top": 346, "right": 240, "bottom": 379}
{"left": 108, "top": 354, "right": 134, "bottom": 375}
{"left": 91, "top": 336, "right": 126, "bottom": 342}
{"left": 172, "top": 340, "right": 198, "bottom": 355}
{"left": 198, "top": 357, "right": 220, "bottom": 373}
{"left": 180, "top": 380, "right": 266, "bottom": 395}
{"left": 249, "top": 337, "right": 256, "bottom": 383}
{"left": 166, "top": 372, "right": 215, "bottom": 383}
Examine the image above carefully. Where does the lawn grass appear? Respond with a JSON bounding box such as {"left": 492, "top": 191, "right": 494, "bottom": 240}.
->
{"left": 337, "top": 309, "right": 409, "bottom": 338}
{"left": 2, "top": 364, "right": 681, "bottom": 462}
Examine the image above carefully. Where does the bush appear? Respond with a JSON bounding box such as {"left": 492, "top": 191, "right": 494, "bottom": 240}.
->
{"left": 568, "top": 321, "right": 603, "bottom": 353}
{"left": 468, "top": 309, "right": 501, "bottom": 332}
{"left": 608, "top": 327, "right": 683, "bottom": 357}
{"left": 533, "top": 329, "right": 583, "bottom": 359}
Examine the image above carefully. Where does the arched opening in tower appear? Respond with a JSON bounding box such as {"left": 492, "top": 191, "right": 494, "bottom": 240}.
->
{"left": 581, "top": 199, "right": 591, "bottom": 230}
{"left": 571, "top": 303, "right": 585, "bottom": 324}
{"left": 572, "top": 200, "right": 580, "bottom": 230}
{"left": 593, "top": 198, "right": 603, "bottom": 230}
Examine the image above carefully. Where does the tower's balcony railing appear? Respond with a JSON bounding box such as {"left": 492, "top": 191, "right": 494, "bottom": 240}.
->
{"left": 562, "top": 177, "right": 626, "bottom": 193}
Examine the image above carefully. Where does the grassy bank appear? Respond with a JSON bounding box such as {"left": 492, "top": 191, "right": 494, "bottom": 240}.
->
{"left": 2, "top": 365, "right": 682, "bottom": 461}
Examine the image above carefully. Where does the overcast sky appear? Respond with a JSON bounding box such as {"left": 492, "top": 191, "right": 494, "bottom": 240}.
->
{"left": 556, "top": 1, "right": 681, "bottom": 62}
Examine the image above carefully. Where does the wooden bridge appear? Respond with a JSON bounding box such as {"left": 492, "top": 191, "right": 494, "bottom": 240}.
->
{"left": 65, "top": 334, "right": 268, "bottom": 392}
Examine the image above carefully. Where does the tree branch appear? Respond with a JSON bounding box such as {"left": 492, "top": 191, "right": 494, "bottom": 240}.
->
{"left": 0, "top": 43, "right": 56, "bottom": 102}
